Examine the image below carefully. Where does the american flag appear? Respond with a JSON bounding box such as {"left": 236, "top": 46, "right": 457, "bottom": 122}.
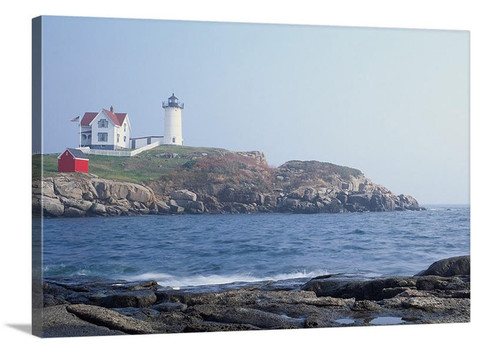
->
{"left": 70, "top": 116, "right": 80, "bottom": 122}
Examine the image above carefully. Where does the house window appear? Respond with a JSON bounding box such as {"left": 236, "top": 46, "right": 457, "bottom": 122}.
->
{"left": 98, "top": 119, "right": 108, "bottom": 128}
{"left": 172, "top": 137, "right": 176, "bottom": 143}
{"left": 98, "top": 133, "right": 108, "bottom": 142}
{"left": 117, "top": 134, "right": 120, "bottom": 143}
{"left": 123, "top": 135, "right": 126, "bottom": 142}
{"left": 124, "top": 123, "right": 127, "bottom": 132}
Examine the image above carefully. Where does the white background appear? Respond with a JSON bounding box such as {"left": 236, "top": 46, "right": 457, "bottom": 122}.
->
{"left": 0, "top": 0, "right": 498, "bottom": 352}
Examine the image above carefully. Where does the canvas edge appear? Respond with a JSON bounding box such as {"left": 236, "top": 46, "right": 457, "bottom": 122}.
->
{"left": 32, "top": 15, "right": 43, "bottom": 338}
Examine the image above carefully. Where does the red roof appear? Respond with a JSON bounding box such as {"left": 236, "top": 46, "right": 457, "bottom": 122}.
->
{"left": 80, "top": 109, "right": 127, "bottom": 127}
{"left": 80, "top": 112, "right": 98, "bottom": 126}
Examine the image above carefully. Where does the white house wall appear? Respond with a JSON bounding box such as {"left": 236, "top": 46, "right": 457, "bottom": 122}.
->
{"left": 131, "top": 136, "right": 163, "bottom": 149}
{"left": 90, "top": 111, "right": 116, "bottom": 148}
{"left": 86, "top": 111, "right": 132, "bottom": 149}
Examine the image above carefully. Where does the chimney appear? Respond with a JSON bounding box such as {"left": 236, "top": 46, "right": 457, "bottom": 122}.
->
{"left": 110, "top": 105, "right": 114, "bottom": 113}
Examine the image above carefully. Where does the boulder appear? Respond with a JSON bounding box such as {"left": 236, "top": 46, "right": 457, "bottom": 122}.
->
{"left": 399, "top": 194, "right": 420, "bottom": 210}
{"left": 95, "top": 290, "right": 157, "bottom": 308}
{"left": 416, "top": 256, "right": 470, "bottom": 277}
{"left": 186, "top": 201, "right": 205, "bottom": 214}
{"left": 302, "top": 276, "right": 416, "bottom": 300}
{"left": 109, "top": 183, "right": 130, "bottom": 200}
{"left": 200, "top": 307, "right": 304, "bottom": 329}
{"left": 264, "top": 195, "right": 277, "bottom": 207}
{"left": 66, "top": 304, "right": 158, "bottom": 334}
{"left": 302, "top": 187, "right": 317, "bottom": 201}
{"left": 156, "top": 201, "right": 171, "bottom": 214}
{"left": 127, "top": 185, "right": 153, "bottom": 204}
{"left": 42, "top": 197, "right": 65, "bottom": 217}
{"left": 347, "top": 193, "right": 372, "bottom": 208}
{"left": 171, "top": 189, "right": 197, "bottom": 201}
{"left": 63, "top": 207, "right": 86, "bottom": 217}
{"left": 170, "top": 203, "right": 185, "bottom": 214}
{"left": 61, "top": 198, "right": 93, "bottom": 211}
{"left": 54, "top": 178, "right": 83, "bottom": 199}
{"left": 89, "top": 203, "right": 107, "bottom": 216}
{"left": 335, "top": 191, "right": 348, "bottom": 204}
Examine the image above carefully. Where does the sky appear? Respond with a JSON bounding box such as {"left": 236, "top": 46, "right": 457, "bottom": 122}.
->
{"left": 40, "top": 16, "right": 469, "bottom": 205}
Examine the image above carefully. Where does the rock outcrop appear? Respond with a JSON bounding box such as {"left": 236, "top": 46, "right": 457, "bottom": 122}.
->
{"left": 41, "top": 256, "right": 470, "bottom": 336}
{"left": 33, "top": 154, "right": 423, "bottom": 217}
{"left": 32, "top": 174, "right": 157, "bottom": 217}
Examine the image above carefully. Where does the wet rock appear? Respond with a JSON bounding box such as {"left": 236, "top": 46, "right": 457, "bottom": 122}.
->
{"left": 156, "top": 201, "right": 171, "bottom": 214}
{"left": 303, "top": 276, "right": 417, "bottom": 300}
{"left": 183, "top": 321, "right": 260, "bottom": 332}
{"left": 89, "top": 203, "right": 107, "bottom": 216}
{"left": 42, "top": 305, "right": 125, "bottom": 337}
{"left": 63, "top": 207, "right": 86, "bottom": 217}
{"left": 151, "top": 302, "right": 188, "bottom": 312}
{"left": 416, "top": 256, "right": 470, "bottom": 277}
{"left": 66, "top": 304, "right": 159, "bottom": 334}
{"left": 95, "top": 290, "right": 157, "bottom": 308}
{"left": 199, "top": 306, "right": 304, "bottom": 329}
{"left": 351, "top": 300, "right": 382, "bottom": 312}
{"left": 42, "top": 197, "right": 65, "bottom": 217}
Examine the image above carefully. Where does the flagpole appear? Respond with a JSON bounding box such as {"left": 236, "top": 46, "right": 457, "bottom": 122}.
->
{"left": 79, "top": 121, "right": 81, "bottom": 148}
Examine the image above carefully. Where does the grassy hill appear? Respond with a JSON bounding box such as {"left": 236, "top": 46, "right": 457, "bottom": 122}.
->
{"left": 35, "top": 145, "right": 234, "bottom": 183}
{"left": 34, "top": 145, "right": 364, "bottom": 198}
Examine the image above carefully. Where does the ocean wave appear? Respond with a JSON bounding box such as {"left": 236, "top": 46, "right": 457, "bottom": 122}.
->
{"left": 122, "top": 270, "right": 331, "bottom": 289}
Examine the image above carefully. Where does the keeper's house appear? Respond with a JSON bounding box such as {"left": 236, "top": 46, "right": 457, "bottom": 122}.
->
{"left": 58, "top": 148, "right": 89, "bottom": 173}
{"left": 80, "top": 106, "right": 131, "bottom": 150}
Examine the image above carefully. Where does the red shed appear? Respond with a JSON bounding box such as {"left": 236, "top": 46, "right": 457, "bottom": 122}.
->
{"left": 57, "top": 148, "right": 89, "bottom": 173}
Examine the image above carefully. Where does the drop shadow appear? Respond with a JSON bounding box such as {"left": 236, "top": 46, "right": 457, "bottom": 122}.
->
{"left": 6, "top": 324, "right": 32, "bottom": 335}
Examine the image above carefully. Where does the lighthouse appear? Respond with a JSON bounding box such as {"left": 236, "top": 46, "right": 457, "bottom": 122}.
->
{"left": 162, "top": 93, "right": 184, "bottom": 145}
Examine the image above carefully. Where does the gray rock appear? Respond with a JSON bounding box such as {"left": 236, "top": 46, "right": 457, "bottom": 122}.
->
{"left": 201, "top": 306, "right": 304, "bottom": 329}
{"left": 417, "top": 256, "right": 470, "bottom": 277}
{"left": 151, "top": 302, "right": 188, "bottom": 312}
{"left": 170, "top": 203, "right": 185, "bottom": 214}
{"left": 186, "top": 200, "right": 205, "bottom": 214}
{"left": 42, "top": 305, "right": 125, "bottom": 337}
{"left": 303, "top": 187, "right": 317, "bottom": 201}
{"left": 109, "top": 183, "right": 130, "bottom": 199}
{"left": 61, "top": 198, "right": 93, "bottom": 211}
{"left": 347, "top": 193, "right": 372, "bottom": 208}
{"left": 89, "top": 203, "right": 107, "bottom": 216}
{"left": 303, "top": 276, "right": 417, "bottom": 300}
{"left": 127, "top": 185, "right": 153, "bottom": 204}
{"left": 95, "top": 290, "right": 157, "bottom": 308}
{"left": 63, "top": 207, "right": 86, "bottom": 217}
{"left": 156, "top": 201, "right": 171, "bottom": 214}
{"left": 66, "top": 304, "right": 159, "bottom": 334}
{"left": 54, "top": 178, "right": 84, "bottom": 199}
{"left": 41, "top": 197, "right": 65, "bottom": 217}
{"left": 91, "top": 180, "right": 111, "bottom": 200}
{"left": 171, "top": 189, "right": 197, "bottom": 201}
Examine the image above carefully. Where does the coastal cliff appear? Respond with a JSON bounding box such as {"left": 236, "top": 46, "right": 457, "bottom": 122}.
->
{"left": 33, "top": 147, "right": 422, "bottom": 217}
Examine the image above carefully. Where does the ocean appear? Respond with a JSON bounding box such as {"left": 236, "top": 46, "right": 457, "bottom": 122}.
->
{"left": 41, "top": 205, "right": 470, "bottom": 290}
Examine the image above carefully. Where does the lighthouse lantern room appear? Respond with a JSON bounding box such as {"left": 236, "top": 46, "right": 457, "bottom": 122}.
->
{"left": 162, "top": 93, "right": 184, "bottom": 145}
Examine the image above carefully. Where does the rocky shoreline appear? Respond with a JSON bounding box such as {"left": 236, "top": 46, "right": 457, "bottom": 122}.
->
{"left": 33, "top": 169, "right": 422, "bottom": 218}
{"left": 38, "top": 256, "right": 470, "bottom": 337}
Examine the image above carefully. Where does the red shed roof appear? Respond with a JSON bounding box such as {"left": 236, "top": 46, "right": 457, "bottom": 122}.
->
{"left": 80, "top": 109, "right": 127, "bottom": 127}
{"left": 57, "top": 148, "right": 89, "bottom": 160}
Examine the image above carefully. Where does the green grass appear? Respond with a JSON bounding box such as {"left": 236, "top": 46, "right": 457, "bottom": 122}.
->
{"left": 35, "top": 145, "right": 231, "bottom": 184}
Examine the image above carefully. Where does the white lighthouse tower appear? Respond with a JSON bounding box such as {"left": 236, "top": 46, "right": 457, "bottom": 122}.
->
{"left": 162, "top": 93, "right": 184, "bottom": 145}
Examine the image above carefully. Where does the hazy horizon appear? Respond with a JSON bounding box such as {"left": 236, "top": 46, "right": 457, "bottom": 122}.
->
{"left": 39, "top": 16, "right": 469, "bottom": 205}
